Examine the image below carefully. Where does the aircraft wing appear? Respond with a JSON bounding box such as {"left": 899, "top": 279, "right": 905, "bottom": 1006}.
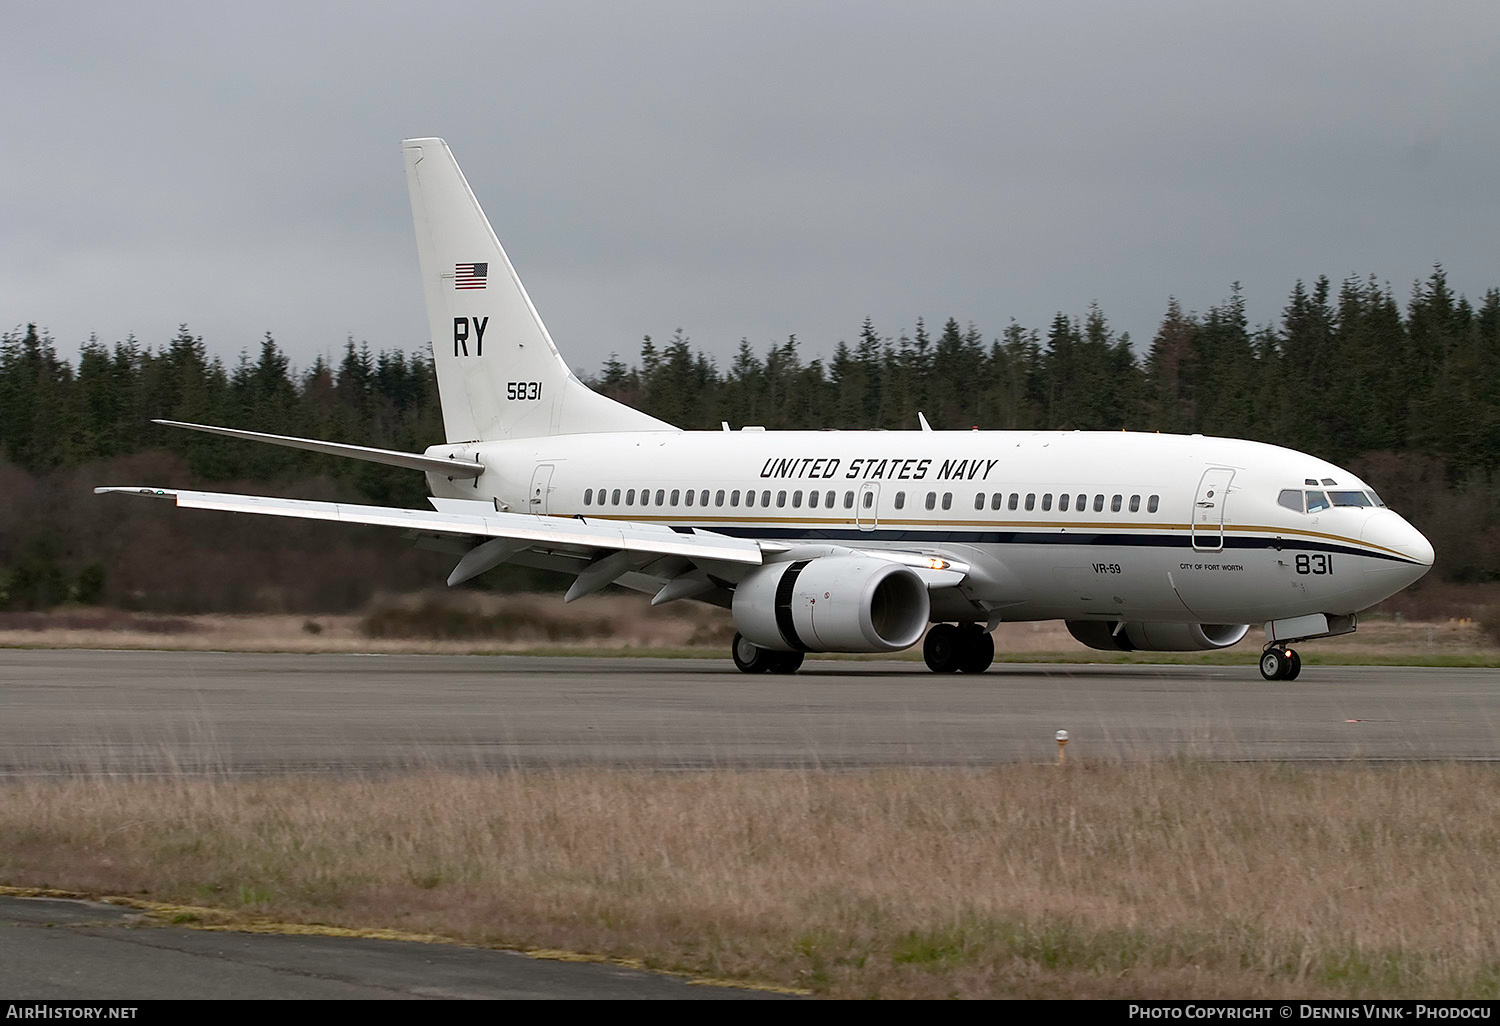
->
{"left": 95, "top": 486, "right": 968, "bottom": 600}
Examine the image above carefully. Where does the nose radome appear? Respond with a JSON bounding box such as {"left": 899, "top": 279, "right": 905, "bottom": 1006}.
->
{"left": 1362, "top": 511, "right": 1435, "bottom": 568}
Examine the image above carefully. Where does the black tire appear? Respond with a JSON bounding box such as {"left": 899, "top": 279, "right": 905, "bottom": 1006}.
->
{"left": 732, "top": 632, "right": 774, "bottom": 673}
{"left": 1284, "top": 649, "right": 1301, "bottom": 681}
{"left": 924, "top": 623, "right": 962, "bottom": 673}
{"left": 957, "top": 625, "right": 995, "bottom": 674}
{"left": 767, "top": 650, "right": 805, "bottom": 674}
{"left": 1259, "top": 648, "right": 1287, "bottom": 680}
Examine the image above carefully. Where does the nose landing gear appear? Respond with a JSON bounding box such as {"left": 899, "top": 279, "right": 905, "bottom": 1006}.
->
{"left": 1259, "top": 646, "right": 1302, "bottom": 680}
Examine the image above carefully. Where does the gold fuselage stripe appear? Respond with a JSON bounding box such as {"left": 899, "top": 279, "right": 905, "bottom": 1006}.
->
{"left": 553, "top": 512, "right": 1409, "bottom": 561}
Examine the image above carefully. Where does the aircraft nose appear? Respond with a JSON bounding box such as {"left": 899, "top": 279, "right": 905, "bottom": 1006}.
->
{"left": 1362, "top": 511, "right": 1435, "bottom": 568}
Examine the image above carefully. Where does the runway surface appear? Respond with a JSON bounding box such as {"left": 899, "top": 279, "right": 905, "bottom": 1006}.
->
{"left": 1, "top": 650, "right": 1496, "bottom": 772}
{"left": 0, "top": 895, "right": 781, "bottom": 999}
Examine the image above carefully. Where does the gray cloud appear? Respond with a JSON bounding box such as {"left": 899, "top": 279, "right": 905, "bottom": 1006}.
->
{"left": 4, "top": 0, "right": 1498, "bottom": 376}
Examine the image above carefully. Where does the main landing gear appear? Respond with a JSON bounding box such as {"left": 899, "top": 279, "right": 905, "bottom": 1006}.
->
{"left": 923, "top": 623, "right": 995, "bottom": 674}
{"left": 1259, "top": 646, "right": 1302, "bottom": 681}
{"left": 731, "top": 633, "right": 804, "bottom": 674}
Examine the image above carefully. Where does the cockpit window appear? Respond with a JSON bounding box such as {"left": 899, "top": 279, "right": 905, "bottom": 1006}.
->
{"left": 1277, "top": 489, "right": 1304, "bottom": 513}
{"left": 1366, "top": 490, "right": 1385, "bottom": 507}
{"left": 1329, "top": 490, "right": 1372, "bottom": 507}
{"left": 1305, "top": 490, "right": 1331, "bottom": 513}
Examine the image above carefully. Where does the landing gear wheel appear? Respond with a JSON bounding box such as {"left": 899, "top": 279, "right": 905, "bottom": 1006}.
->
{"left": 766, "top": 650, "right": 805, "bottom": 674}
{"left": 924, "top": 623, "right": 962, "bottom": 673}
{"left": 957, "top": 624, "right": 995, "bottom": 674}
{"left": 732, "top": 632, "right": 775, "bottom": 673}
{"left": 1259, "top": 648, "right": 1288, "bottom": 681}
{"left": 1260, "top": 647, "right": 1302, "bottom": 680}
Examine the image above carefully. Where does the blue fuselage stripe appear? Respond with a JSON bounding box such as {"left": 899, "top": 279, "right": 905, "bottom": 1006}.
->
{"left": 664, "top": 524, "right": 1420, "bottom": 565}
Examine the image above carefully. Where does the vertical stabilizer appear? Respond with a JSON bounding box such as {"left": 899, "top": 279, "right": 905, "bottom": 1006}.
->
{"left": 402, "top": 138, "right": 673, "bottom": 442}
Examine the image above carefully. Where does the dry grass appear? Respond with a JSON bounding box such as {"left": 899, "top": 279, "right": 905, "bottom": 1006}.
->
{"left": 3, "top": 764, "right": 1499, "bottom": 998}
{"left": 2, "top": 593, "right": 1498, "bottom": 664}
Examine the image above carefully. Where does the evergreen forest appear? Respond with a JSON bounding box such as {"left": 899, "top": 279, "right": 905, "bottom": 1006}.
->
{"left": 3, "top": 267, "right": 1499, "bottom": 611}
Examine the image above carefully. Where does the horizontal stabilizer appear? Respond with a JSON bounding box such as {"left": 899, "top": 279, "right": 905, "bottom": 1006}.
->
{"left": 153, "top": 420, "right": 484, "bottom": 479}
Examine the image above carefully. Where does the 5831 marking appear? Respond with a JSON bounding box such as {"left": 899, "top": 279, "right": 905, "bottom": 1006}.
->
{"left": 507, "top": 381, "right": 542, "bottom": 400}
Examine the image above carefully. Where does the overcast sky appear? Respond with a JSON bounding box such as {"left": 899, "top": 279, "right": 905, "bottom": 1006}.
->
{"left": 5, "top": 1, "right": 1498, "bottom": 376}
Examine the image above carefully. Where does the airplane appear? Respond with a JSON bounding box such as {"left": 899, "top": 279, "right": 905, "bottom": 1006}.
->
{"left": 98, "top": 138, "right": 1435, "bottom": 681}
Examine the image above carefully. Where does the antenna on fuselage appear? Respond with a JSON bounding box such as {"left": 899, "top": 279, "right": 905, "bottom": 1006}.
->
{"left": 918, "top": 412, "right": 932, "bottom": 432}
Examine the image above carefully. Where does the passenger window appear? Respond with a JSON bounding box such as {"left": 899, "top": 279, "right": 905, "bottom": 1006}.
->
{"left": 1008, "top": 494, "right": 1019, "bottom": 511}
{"left": 777, "top": 490, "right": 787, "bottom": 508}
{"left": 1042, "top": 494, "right": 1053, "bottom": 512}
{"left": 825, "top": 490, "right": 835, "bottom": 508}
{"left": 1076, "top": 493, "right": 1086, "bottom": 511}
{"left": 1111, "top": 495, "right": 1121, "bottom": 512}
{"left": 1147, "top": 494, "right": 1159, "bottom": 513}
{"left": 584, "top": 488, "right": 593, "bottom": 505}
{"left": 761, "top": 490, "right": 771, "bottom": 506}
{"left": 715, "top": 489, "right": 725, "bottom": 506}
{"left": 655, "top": 489, "right": 665, "bottom": 505}
{"left": 808, "top": 490, "right": 819, "bottom": 509}
{"left": 1025, "top": 493, "right": 1035, "bottom": 511}
{"left": 792, "top": 490, "right": 803, "bottom": 508}
{"left": 1277, "top": 489, "right": 1303, "bottom": 513}
{"left": 894, "top": 492, "right": 905, "bottom": 510}
{"left": 670, "top": 489, "right": 680, "bottom": 506}
{"left": 626, "top": 488, "right": 636, "bottom": 505}
{"left": 731, "top": 489, "right": 740, "bottom": 506}
{"left": 700, "top": 490, "right": 709, "bottom": 506}
{"left": 974, "top": 493, "right": 985, "bottom": 511}
{"left": 745, "top": 490, "right": 755, "bottom": 508}
{"left": 991, "top": 493, "right": 1002, "bottom": 510}
{"left": 612, "top": 489, "right": 621, "bottom": 505}
{"left": 942, "top": 492, "right": 952, "bottom": 510}
{"left": 1093, "top": 494, "right": 1104, "bottom": 512}
{"left": 1060, "top": 493, "right": 1070, "bottom": 512}
{"left": 684, "top": 489, "right": 694, "bottom": 507}
{"left": 864, "top": 491, "right": 875, "bottom": 509}
{"left": 925, "top": 492, "right": 936, "bottom": 511}
{"left": 844, "top": 491, "right": 854, "bottom": 509}
{"left": 1305, "top": 491, "right": 1331, "bottom": 513}
{"left": 1129, "top": 494, "right": 1139, "bottom": 513}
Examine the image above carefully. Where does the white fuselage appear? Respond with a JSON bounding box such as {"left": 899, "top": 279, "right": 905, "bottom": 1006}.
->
{"left": 424, "top": 428, "right": 1433, "bottom": 626}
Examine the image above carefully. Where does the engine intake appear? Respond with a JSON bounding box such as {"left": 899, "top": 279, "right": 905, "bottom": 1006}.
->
{"left": 732, "top": 556, "right": 930, "bottom": 653}
{"left": 1066, "top": 620, "right": 1249, "bottom": 652}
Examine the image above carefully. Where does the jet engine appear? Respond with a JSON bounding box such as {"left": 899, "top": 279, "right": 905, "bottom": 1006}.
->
{"left": 1066, "top": 620, "right": 1249, "bottom": 652}
{"left": 732, "top": 556, "right": 930, "bottom": 653}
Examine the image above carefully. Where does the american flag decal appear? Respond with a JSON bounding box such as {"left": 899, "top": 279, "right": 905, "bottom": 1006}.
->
{"left": 455, "top": 262, "right": 488, "bottom": 289}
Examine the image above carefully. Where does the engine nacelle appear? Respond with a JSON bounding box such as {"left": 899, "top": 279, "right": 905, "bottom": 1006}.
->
{"left": 732, "top": 556, "right": 930, "bottom": 653}
{"left": 1066, "top": 620, "right": 1249, "bottom": 652}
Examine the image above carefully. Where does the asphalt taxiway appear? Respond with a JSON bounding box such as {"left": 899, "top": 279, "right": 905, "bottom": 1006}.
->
{"left": 1, "top": 650, "right": 1496, "bottom": 773}
{"left": 0, "top": 895, "right": 783, "bottom": 999}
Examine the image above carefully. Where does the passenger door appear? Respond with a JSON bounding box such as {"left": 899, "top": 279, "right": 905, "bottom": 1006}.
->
{"left": 528, "top": 464, "right": 555, "bottom": 515}
{"left": 1191, "top": 468, "right": 1234, "bottom": 552}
